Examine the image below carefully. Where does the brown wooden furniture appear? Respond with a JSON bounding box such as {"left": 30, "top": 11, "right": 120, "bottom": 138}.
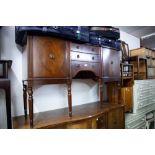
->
{"left": 0, "top": 79, "right": 12, "bottom": 129}
{"left": 129, "top": 56, "right": 147, "bottom": 80}
{"left": 0, "top": 60, "right": 12, "bottom": 78}
{"left": 120, "top": 42, "right": 134, "bottom": 112}
{"left": 13, "top": 102, "right": 125, "bottom": 129}
{"left": 121, "top": 63, "right": 134, "bottom": 86}
{"left": 0, "top": 60, "right": 12, "bottom": 129}
{"left": 101, "top": 47, "right": 121, "bottom": 104}
{"left": 22, "top": 35, "right": 122, "bottom": 128}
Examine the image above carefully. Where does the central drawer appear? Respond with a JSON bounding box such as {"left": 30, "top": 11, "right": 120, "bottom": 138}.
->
{"left": 71, "top": 51, "right": 99, "bottom": 62}
{"left": 71, "top": 61, "right": 100, "bottom": 77}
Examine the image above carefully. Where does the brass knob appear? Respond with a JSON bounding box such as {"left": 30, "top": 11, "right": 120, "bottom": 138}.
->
{"left": 76, "top": 64, "right": 81, "bottom": 67}
{"left": 77, "top": 54, "right": 80, "bottom": 58}
{"left": 49, "top": 53, "right": 55, "bottom": 59}
{"left": 92, "top": 56, "right": 94, "bottom": 60}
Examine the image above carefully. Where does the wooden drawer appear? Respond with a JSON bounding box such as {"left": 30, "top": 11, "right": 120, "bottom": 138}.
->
{"left": 71, "top": 61, "right": 100, "bottom": 77}
{"left": 70, "top": 42, "right": 100, "bottom": 54}
{"left": 32, "top": 36, "right": 69, "bottom": 78}
{"left": 66, "top": 119, "right": 93, "bottom": 129}
{"left": 71, "top": 51, "right": 100, "bottom": 62}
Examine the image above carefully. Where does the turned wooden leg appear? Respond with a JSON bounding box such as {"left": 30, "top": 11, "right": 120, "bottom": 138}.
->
{"left": 27, "top": 86, "right": 33, "bottom": 128}
{"left": 23, "top": 82, "right": 27, "bottom": 118}
{"left": 67, "top": 80, "right": 72, "bottom": 117}
{"left": 98, "top": 78, "right": 103, "bottom": 104}
{"left": 5, "top": 80, "right": 12, "bottom": 129}
{"left": 117, "top": 82, "right": 121, "bottom": 104}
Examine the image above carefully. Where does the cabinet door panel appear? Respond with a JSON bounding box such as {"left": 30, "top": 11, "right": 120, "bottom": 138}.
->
{"left": 32, "top": 36, "right": 69, "bottom": 78}
{"left": 97, "top": 114, "right": 107, "bottom": 129}
{"left": 121, "top": 87, "right": 133, "bottom": 112}
{"left": 108, "top": 107, "right": 124, "bottom": 129}
{"left": 102, "top": 48, "right": 120, "bottom": 78}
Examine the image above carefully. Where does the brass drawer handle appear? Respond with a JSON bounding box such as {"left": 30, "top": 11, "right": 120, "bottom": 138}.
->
{"left": 76, "top": 64, "right": 81, "bottom": 68}
{"left": 49, "top": 53, "right": 55, "bottom": 59}
{"left": 77, "top": 54, "right": 80, "bottom": 58}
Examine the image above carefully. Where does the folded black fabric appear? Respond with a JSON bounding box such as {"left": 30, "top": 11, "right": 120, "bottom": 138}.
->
{"left": 15, "top": 26, "right": 90, "bottom": 46}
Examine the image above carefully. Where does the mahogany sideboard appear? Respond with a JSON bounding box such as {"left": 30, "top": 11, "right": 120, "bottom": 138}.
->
{"left": 22, "top": 35, "right": 121, "bottom": 128}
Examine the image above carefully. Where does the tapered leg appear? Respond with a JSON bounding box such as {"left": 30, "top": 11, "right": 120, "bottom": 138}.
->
{"left": 117, "top": 82, "right": 121, "bottom": 104}
{"left": 27, "top": 86, "right": 33, "bottom": 128}
{"left": 67, "top": 80, "right": 72, "bottom": 117}
{"left": 23, "top": 81, "right": 27, "bottom": 118}
{"left": 5, "top": 81, "right": 12, "bottom": 129}
{"left": 98, "top": 78, "right": 103, "bottom": 104}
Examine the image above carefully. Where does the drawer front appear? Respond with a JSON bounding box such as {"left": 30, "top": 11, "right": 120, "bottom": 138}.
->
{"left": 71, "top": 61, "right": 100, "bottom": 77}
{"left": 71, "top": 51, "right": 99, "bottom": 62}
{"left": 32, "top": 36, "right": 69, "bottom": 78}
{"left": 70, "top": 43, "right": 100, "bottom": 54}
{"left": 66, "top": 119, "right": 93, "bottom": 129}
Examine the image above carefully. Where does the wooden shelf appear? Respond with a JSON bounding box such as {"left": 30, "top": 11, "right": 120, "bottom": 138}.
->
{"left": 122, "top": 77, "right": 133, "bottom": 79}
{"left": 13, "top": 102, "right": 124, "bottom": 129}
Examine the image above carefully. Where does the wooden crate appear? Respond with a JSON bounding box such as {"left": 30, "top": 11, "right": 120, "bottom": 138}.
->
{"left": 130, "top": 48, "right": 151, "bottom": 57}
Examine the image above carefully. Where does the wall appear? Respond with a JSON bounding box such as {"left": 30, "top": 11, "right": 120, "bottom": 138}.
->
{"left": 120, "top": 31, "right": 140, "bottom": 50}
{"left": 0, "top": 27, "right": 140, "bottom": 128}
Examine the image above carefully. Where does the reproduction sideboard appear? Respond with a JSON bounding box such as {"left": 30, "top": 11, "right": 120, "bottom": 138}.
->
{"left": 22, "top": 35, "right": 122, "bottom": 128}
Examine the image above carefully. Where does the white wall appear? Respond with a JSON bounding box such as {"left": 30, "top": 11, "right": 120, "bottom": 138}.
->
{"left": 0, "top": 27, "right": 140, "bottom": 128}
{"left": 120, "top": 31, "right": 140, "bottom": 50}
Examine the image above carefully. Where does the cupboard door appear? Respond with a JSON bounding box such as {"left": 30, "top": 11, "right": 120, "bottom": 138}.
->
{"left": 32, "top": 36, "right": 69, "bottom": 78}
{"left": 107, "top": 107, "right": 124, "bottom": 129}
{"left": 96, "top": 114, "right": 107, "bottom": 129}
{"left": 102, "top": 48, "right": 120, "bottom": 80}
{"left": 121, "top": 87, "right": 133, "bottom": 112}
